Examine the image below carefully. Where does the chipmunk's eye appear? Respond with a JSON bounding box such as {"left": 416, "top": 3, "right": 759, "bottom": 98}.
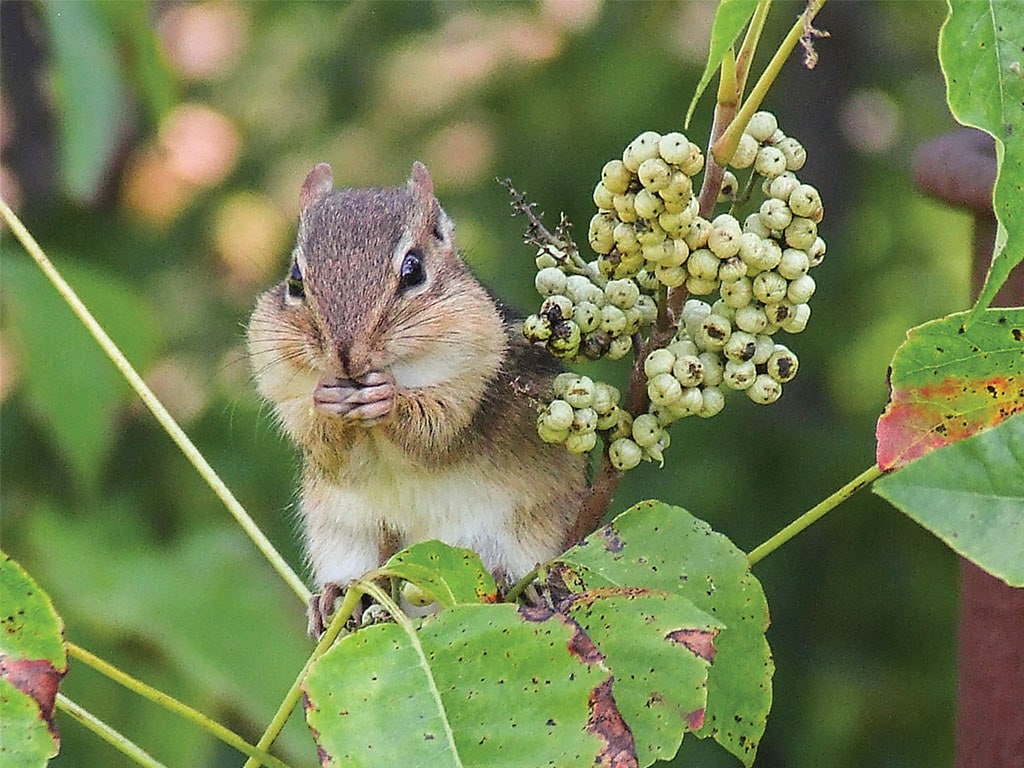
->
{"left": 285, "top": 260, "right": 305, "bottom": 302}
{"left": 398, "top": 248, "right": 426, "bottom": 291}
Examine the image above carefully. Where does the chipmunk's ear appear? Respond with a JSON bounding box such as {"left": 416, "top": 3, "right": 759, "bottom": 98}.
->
{"left": 408, "top": 161, "right": 435, "bottom": 205}
{"left": 300, "top": 163, "right": 334, "bottom": 213}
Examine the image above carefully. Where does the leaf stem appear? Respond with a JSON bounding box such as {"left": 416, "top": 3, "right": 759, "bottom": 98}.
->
{"left": 67, "top": 643, "right": 293, "bottom": 768}
{"left": 713, "top": 0, "right": 828, "bottom": 166}
{"left": 0, "top": 198, "right": 310, "bottom": 605}
{"left": 243, "top": 587, "right": 363, "bottom": 768}
{"left": 747, "top": 463, "right": 882, "bottom": 565}
{"left": 56, "top": 693, "right": 167, "bottom": 768}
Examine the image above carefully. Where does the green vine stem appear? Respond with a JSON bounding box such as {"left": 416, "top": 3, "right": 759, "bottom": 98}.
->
{"left": 67, "top": 643, "right": 294, "bottom": 768}
{"left": 713, "top": 0, "right": 828, "bottom": 166}
{"left": 746, "top": 463, "right": 882, "bottom": 565}
{"left": 55, "top": 693, "right": 167, "bottom": 768}
{"left": 735, "top": 0, "right": 773, "bottom": 96}
{"left": 243, "top": 586, "right": 363, "bottom": 768}
{"left": 0, "top": 199, "right": 310, "bottom": 605}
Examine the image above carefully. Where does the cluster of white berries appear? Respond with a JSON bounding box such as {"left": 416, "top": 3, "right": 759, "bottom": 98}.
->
{"left": 526, "top": 111, "right": 824, "bottom": 471}
{"left": 524, "top": 265, "right": 657, "bottom": 361}
{"left": 536, "top": 374, "right": 628, "bottom": 455}
{"left": 588, "top": 130, "right": 705, "bottom": 287}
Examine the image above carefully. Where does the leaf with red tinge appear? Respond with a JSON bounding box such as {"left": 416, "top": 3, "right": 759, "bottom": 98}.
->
{"left": 557, "top": 502, "right": 772, "bottom": 767}
{"left": 877, "top": 309, "right": 1024, "bottom": 471}
{"left": 875, "top": 412, "right": 1024, "bottom": 586}
{"left": 559, "top": 586, "right": 722, "bottom": 767}
{"left": 0, "top": 553, "right": 67, "bottom": 766}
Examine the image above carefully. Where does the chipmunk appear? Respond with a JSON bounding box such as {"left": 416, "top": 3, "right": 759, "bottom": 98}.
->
{"left": 247, "top": 162, "right": 588, "bottom": 635}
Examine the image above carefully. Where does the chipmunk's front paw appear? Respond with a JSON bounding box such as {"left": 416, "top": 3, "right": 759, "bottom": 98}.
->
{"left": 308, "top": 583, "right": 364, "bottom": 638}
{"left": 314, "top": 371, "right": 395, "bottom": 425}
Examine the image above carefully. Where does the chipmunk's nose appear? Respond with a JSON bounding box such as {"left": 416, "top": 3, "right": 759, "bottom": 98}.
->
{"left": 335, "top": 342, "right": 374, "bottom": 381}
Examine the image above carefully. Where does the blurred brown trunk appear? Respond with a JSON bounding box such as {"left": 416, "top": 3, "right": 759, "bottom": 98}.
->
{"left": 915, "top": 129, "right": 1024, "bottom": 768}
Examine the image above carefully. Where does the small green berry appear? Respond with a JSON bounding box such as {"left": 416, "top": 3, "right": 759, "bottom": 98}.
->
{"left": 759, "top": 197, "right": 793, "bottom": 230}
{"left": 753, "top": 270, "right": 789, "bottom": 304}
{"left": 730, "top": 133, "right": 759, "bottom": 169}
{"left": 647, "top": 371, "right": 683, "bottom": 406}
{"left": 562, "top": 376, "right": 595, "bottom": 409}
{"left": 606, "top": 334, "right": 633, "bottom": 360}
{"left": 667, "top": 338, "right": 699, "bottom": 358}
{"left": 657, "top": 132, "right": 690, "bottom": 165}
{"left": 544, "top": 399, "right": 575, "bottom": 431}
{"left": 754, "top": 146, "right": 787, "bottom": 179}
{"left": 698, "top": 386, "right": 726, "bottom": 418}
{"left": 696, "top": 313, "right": 732, "bottom": 351}
{"left": 609, "top": 437, "right": 643, "bottom": 470}
{"left": 752, "top": 334, "right": 775, "bottom": 365}
{"left": 638, "top": 157, "right": 672, "bottom": 191}
{"left": 634, "top": 187, "right": 664, "bottom": 220}
{"left": 613, "top": 221, "right": 641, "bottom": 255}
{"left": 631, "top": 413, "right": 662, "bottom": 447}
{"left": 535, "top": 251, "right": 559, "bottom": 270}
{"left": 696, "top": 352, "right": 729, "bottom": 387}
{"left": 687, "top": 248, "right": 720, "bottom": 281}
{"left": 540, "top": 294, "right": 574, "bottom": 323}
{"left": 579, "top": 330, "right": 611, "bottom": 360}
{"left": 635, "top": 294, "right": 659, "bottom": 325}
{"left": 746, "top": 373, "right": 782, "bottom": 404}
{"left": 593, "top": 181, "right": 616, "bottom": 210}
{"left": 764, "top": 301, "right": 794, "bottom": 326}
{"left": 734, "top": 303, "right": 769, "bottom": 334}
{"left": 592, "top": 382, "right": 621, "bottom": 415}
{"left": 570, "top": 407, "right": 598, "bottom": 434}
{"left": 602, "top": 159, "right": 633, "bottom": 195}
{"left": 564, "top": 431, "right": 597, "bottom": 454}
{"left": 605, "top": 278, "right": 640, "bottom": 310}
{"left": 678, "top": 142, "right": 705, "bottom": 176}
{"left": 672, "top": 354, "right": 705, "bottom": 387}
{"left": 787, "top": 273, "right": 816, "bottom": 304}
{"left": 623, "top": 131, "right": 663, "bottom": 173}
{"left": 537, "top": 419, "right": 570, "bottom": 444}
{"left": 656, "top": 262, "right": 689, "bottom": 289}
{"left": 718, "top": 170, "right": 739, "bottom": 202}
{"left": 645, "top": 348, "right": 677, "bottom": 378}
{"left": 778, "top": 247, "right": 810, "bottom": 279}
{"left": 776, "top": 136, "right": 806, "bottom": 171}
{"left": 588, "top": 213, "right": 616, "bottom": 255}
{"left": 723, "top": 330, "right": 757, "bottom": 362}
{"left": 572, "top": 301, "right": 602, "bottom": 334}
{"left": 660, "top": 169, "right": 693, "bottom": 202}
{"left": 743, "top": 213, "right": 772, "bottom": 239}
{"left": 547, "top": 320, "right": 581, "bottom": 358}
{"left": 523, "top": 313, "right": 553, "bottom": 342}
{"left": 535, "top": 266, "right": 568, "bottom": 297}
{"left": 768, "top": 172, "right": 801, "bottom": 202}
{"left": 767, "top": 345, "right": 799, "bottom": 382}
{"left": 684, "top": 217, "right": 712, "bottom": 250}
{"left": 721, "top": 275, "right": 754, "bottom": 309}
{"left": 718, "top": 256, "right": 747, "bottom": 284}
{"left": 784, "top": 218, "right": 818, "bottom": 252}
{"left": 745, "top": 111, "right": 778, "bottom": 142}
{"left": 781, "top": 303, "right": 811, "bottom": 333}
{"left": 723, "top": 359, "right": 757, "bottom": 390}
{"left": 613, "top": 192, "right": 639, "bottom": 223}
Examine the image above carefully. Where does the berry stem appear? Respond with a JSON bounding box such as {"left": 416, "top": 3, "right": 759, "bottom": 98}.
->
{"left": 713, "top": 0, "right": 828, "bottom": 167}
{"left": 746, "top": 463, "right": 882, "bottom": 566}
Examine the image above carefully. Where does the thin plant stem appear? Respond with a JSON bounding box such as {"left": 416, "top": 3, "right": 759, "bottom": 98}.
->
{"left": 56, "top": 693, "right": 167, "bottom": 768}
{"left": 713, "top": 0, "right": 828, "bottom": 165}
{"left": 243, "top": 587, "right": 363, "bottom": 768}
{"left": 67, "top": 643, "right": 293, "bottom": 768}
{"left": 747, "top": 463, "right": 882, "bottom": 565}
{"left": 735, "top": 0, "right": 773, "bottom": 96}
{"left": 0, "top": 198, "right": 309, "bottom": 605}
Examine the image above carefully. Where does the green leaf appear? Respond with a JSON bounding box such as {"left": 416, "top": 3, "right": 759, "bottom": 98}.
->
{"left": 561, "top": 587, "right": 722, "bottom": 767}
{"left": 0, "top": 553, "right": 67, "bottom": 766}
{"left": 557, "top": 501, "right": 772, "bottom": 767}
{"left": 1, "top": 257, "right": 161, "bottom": 495}
{"left": 684, "top": 0, "right": 760, "bottom": 127}
{"left": 19, "top": 508, "right": 313, "bottom": 759}
{"left": 378, "top": 540, "right": 499, "bottom": 608}
{"left": 940, "top": 0, "right": 1024, "bottom": 312}
{"left": 40, "top": 0, "right": 129, "bottom": 201}
{"left": 876, "top": 309, "right": 1024, "bottom": 471}
{"left": 875, "top": 413, "right": 1024, "bottom": 586}
{"left": 98, "top": 2, "right": 179, "bottom": 125}
{"left": 305, "top": 604, "right": 612, "bottom": 767}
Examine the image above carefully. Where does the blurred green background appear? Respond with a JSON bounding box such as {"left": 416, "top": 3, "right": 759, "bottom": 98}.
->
{"left": 1, "top": 1, "right": 968, "bottom": 766}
